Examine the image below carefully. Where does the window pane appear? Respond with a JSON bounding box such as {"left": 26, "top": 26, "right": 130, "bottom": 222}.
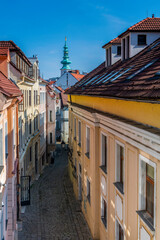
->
{"left": 146, "top": 180, "right": 154, "bottom": 217}
{"left": 147, "top": 164, "right": 154, "bottom": 180}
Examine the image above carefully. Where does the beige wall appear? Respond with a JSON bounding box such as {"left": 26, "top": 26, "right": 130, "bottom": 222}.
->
{"left": 68, "top": 104, "right": 160, "bottom": 240}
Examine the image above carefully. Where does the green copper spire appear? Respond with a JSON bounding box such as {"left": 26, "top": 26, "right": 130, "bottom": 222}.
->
{"left": 61, "top": 37, "right": 71, "bottom": 70}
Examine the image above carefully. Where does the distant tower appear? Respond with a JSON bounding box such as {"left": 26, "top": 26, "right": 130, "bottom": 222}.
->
{"left": 61, "top": 37, "right": 71, "bottom": 76}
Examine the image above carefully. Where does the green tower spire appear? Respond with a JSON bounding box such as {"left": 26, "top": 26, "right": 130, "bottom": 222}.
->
{"left": 61, "top": 37, "right": 71, "bottom": 71}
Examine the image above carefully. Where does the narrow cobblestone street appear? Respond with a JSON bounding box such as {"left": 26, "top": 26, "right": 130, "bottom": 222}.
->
{"left": 18, "top": 145, "right": 92, "bottom": 240}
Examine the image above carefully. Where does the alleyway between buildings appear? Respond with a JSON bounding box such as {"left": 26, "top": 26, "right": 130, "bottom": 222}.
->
{"left": 18, "top": 145, "right": 92, "bottom": 240}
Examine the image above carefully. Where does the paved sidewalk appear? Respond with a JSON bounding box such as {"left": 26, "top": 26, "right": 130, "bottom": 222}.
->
{"left": 18, "top": 145, "right": 92, "bottom": 240}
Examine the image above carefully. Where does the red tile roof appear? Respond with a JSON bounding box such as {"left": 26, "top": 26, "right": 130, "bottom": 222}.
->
{"left": 0, "top": 47, "right": 9, "bottom": 56}
{"left": 70, "top": 72, "right": 85, "bottom": 81}
{"left": 49, "top": 80, "right": 56, "bottom": 85}
{"left": 119, "top": 17, "right": 160, "bottom": 37}
{"left": 66, "top": 38, "right": 160, "bottom": 101}
{"left": 102, "top": 37, "right": 121, "bottom": 48}
{"left": 60, "top": 92, "right": 68, "bottom": 107}
{"left": 0, "top": 71, "right": 22, "bottom": 97}
{"left": 0, "top": 41, "right": 31, "bottom": 66}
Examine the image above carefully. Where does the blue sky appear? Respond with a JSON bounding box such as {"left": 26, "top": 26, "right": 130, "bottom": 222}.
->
{"left": 1, "top": 0, "right": 160, "bottom": 79}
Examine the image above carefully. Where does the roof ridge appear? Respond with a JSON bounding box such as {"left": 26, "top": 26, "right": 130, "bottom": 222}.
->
{"left": 129, "top": 17, "right": 149, "bottom": 30}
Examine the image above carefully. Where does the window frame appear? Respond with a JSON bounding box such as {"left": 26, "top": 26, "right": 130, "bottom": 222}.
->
{"left": 138, "top": 154, "right": 156, "bottom": 229}
{"left": 101, "top": 195, "right": 107, "bottom": 229}
{"left": 87, "top": 177, "right": 91, "bottom": 204}
{"left": 100, "top": 132, "right": 108, "bottom": 174}
{"left": 115, "top": 141, "right": 125, "bottom": 194}
{"left": 74, "top": 117, "right": 76, "bottom": 140}
{"left": 85, "top": 125, "right": 90, "bottom": 159}
{"left": 78, "top": 120, "right": 81, "bottom": 147}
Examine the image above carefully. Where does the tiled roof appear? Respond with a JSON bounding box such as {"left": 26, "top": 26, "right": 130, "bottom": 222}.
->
{"left": 102, "top": 37, "right": 121, "bottom": 48}
{"left": 0, "top": 71, "right": 22, "bottom": 97}
{"left": 66, "top": 38, "right": 160, "bottom": 101}
{"left": 70, "top": 72, "right": 85, "bottom": 81}
{"left": 0, "top": 48, "right": 9, "bottom": 56}
{"left": 60, "top": 92, "right": 68, "bottom": 107}
{"left": 0, "top": 41, "right": 31, "bottom": 66}
{"left": 119, "top": 17, "right": 160, "bottom": 37}
{"left": 49, "top": 80, "right": 56, "bottom": 85}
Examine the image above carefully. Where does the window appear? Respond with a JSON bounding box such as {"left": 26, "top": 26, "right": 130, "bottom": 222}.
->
{"left": 74, "top": 118, "right": 76, "bottom": 140}
{"left": 29, "top": 90, "right": 31, "bottom": 106}
{"left": 126, "top": 35, "right": 130, "bottom": 59}
{"left": 0, "top": 128, "right": 3, "bottom": 166}
{"left": 5, "top": 195, "right": 8, "bottom": 230}
{"left": 101, "top": 196, "right": 107, "bottom": 228}
{"left": 146, "top": 164, "right": 154, "bottom": 217}
{"left": 123, "top": 38, "right": 125, "bottom": 60}
{"left": 34, "top": 90, "right": 36, "bottom": 105}
{"left": 117, "top": 46, "right": 121, "bottom": 56}
{"left": 115, "top": 143, "right": 124, "bottom": 194}
{"left": 138, "top": 156, "right": 155, "bottom": 229}
{"left": 138, "top": 35, "right": 146, "bottom": 45}
{"left": 29, "top": 119, "right": 32, "bottom": 135}
{"left": 87, "top": 178, "right": 90, "bottom": 203}
{"left": 86, "top": 127, "right": 90, "bottom": 158}
{"left": 50, "top": 111, "right": 52, "bottom": 122}
{"left": 116, "top": 220, "right": 124, "bottom": 240}
{"left": 78, "top": 121, "right": 81, "bottom": 146}
{"left": 29, "top": 147, "right": 32, "bottom": 162}
{"left": 50, "top": 132, "right": 53, "bottom": 144}
{"left": 101, "top": 134, "right": 107, "bottom": 173}
{"left": 5, "top": 121, "right": 8, "bottom": 159}
{"left": 42, "top": 153, "right": 45, "bottom": 165}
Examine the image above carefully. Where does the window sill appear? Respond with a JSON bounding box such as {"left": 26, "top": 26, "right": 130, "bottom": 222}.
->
{"left": 99, "top": 165, "right": 107, "bottom": 174}
{"left": 101, "top": 217, "right": 107, "bottom": 229}
{"left": 113, "top": 182, "right": 124, "bottom": 195}
{"left": 85, "top": 152, "right": 90, "bottom": 159}
{"left": 136, "top": 210, "right": 155, "bottom": 232}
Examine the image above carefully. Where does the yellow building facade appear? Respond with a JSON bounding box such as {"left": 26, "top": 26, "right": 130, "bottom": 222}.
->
{"left": 68, "top": 95, "right": 160, "bottom": 240}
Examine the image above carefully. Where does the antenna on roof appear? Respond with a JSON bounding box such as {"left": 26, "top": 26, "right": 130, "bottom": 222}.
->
{"left": 152, "top": 13, "right": 155, "bottom": 18}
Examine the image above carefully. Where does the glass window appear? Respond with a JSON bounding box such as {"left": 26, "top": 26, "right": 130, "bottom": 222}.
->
{"left": 138, "top": 35, "right": 146, "bottom": 45}
{"left": 146, "top": 164, "right": 154, "bottom": 217}
{"left": 87, "top": 178, "right": 90, "bottom": 203}
{"left": 86, "top": 127, "right": 90, "bottom": 158}
{"left": 116, "top": 144, "right": 124, "bottom": 192}
{"left": 117, "top": 46, "right": 121, "bottom": 56}
{"left": 78, "top": 121, "right": 81, "bottom": 146}
{"left": 101, "top": 134, "right": 107, "bottom": 172}
{"left": 101, "top": 196, "right": 107, "bottom": 228}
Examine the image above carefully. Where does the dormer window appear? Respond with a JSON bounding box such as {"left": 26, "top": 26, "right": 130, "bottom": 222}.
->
{"left": 138, "top": 35, "right": 147, "bottom": 45}
{"left": 117, "top": 46, "right": 121, "bottom": 56}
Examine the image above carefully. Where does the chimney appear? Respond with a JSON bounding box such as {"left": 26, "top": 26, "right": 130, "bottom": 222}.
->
{"left": 152, "top": 14, "right": 155, "bottom": 18}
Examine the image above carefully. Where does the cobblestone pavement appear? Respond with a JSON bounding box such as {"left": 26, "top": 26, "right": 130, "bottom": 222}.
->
{"left": 18, "top": 145, "right": 92, "bottom": 240}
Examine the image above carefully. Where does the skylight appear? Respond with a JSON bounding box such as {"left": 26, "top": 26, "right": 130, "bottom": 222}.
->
{"left": 103, "top": 69, "right": 124, "bottom": 83}
{"left": 126, "top": 59, "right": 158, "bottom": 80}
{"left": 110, "top": 66, "right": 134, "bottom": 82}
{"left": 148, "top": 41, "right": 160, "bottom": 51}
{"left": 83, "top": 75, "right": 100, "bottom": 85}
{"left": 94, "top": 71, "right": 115, "bottom": 85}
